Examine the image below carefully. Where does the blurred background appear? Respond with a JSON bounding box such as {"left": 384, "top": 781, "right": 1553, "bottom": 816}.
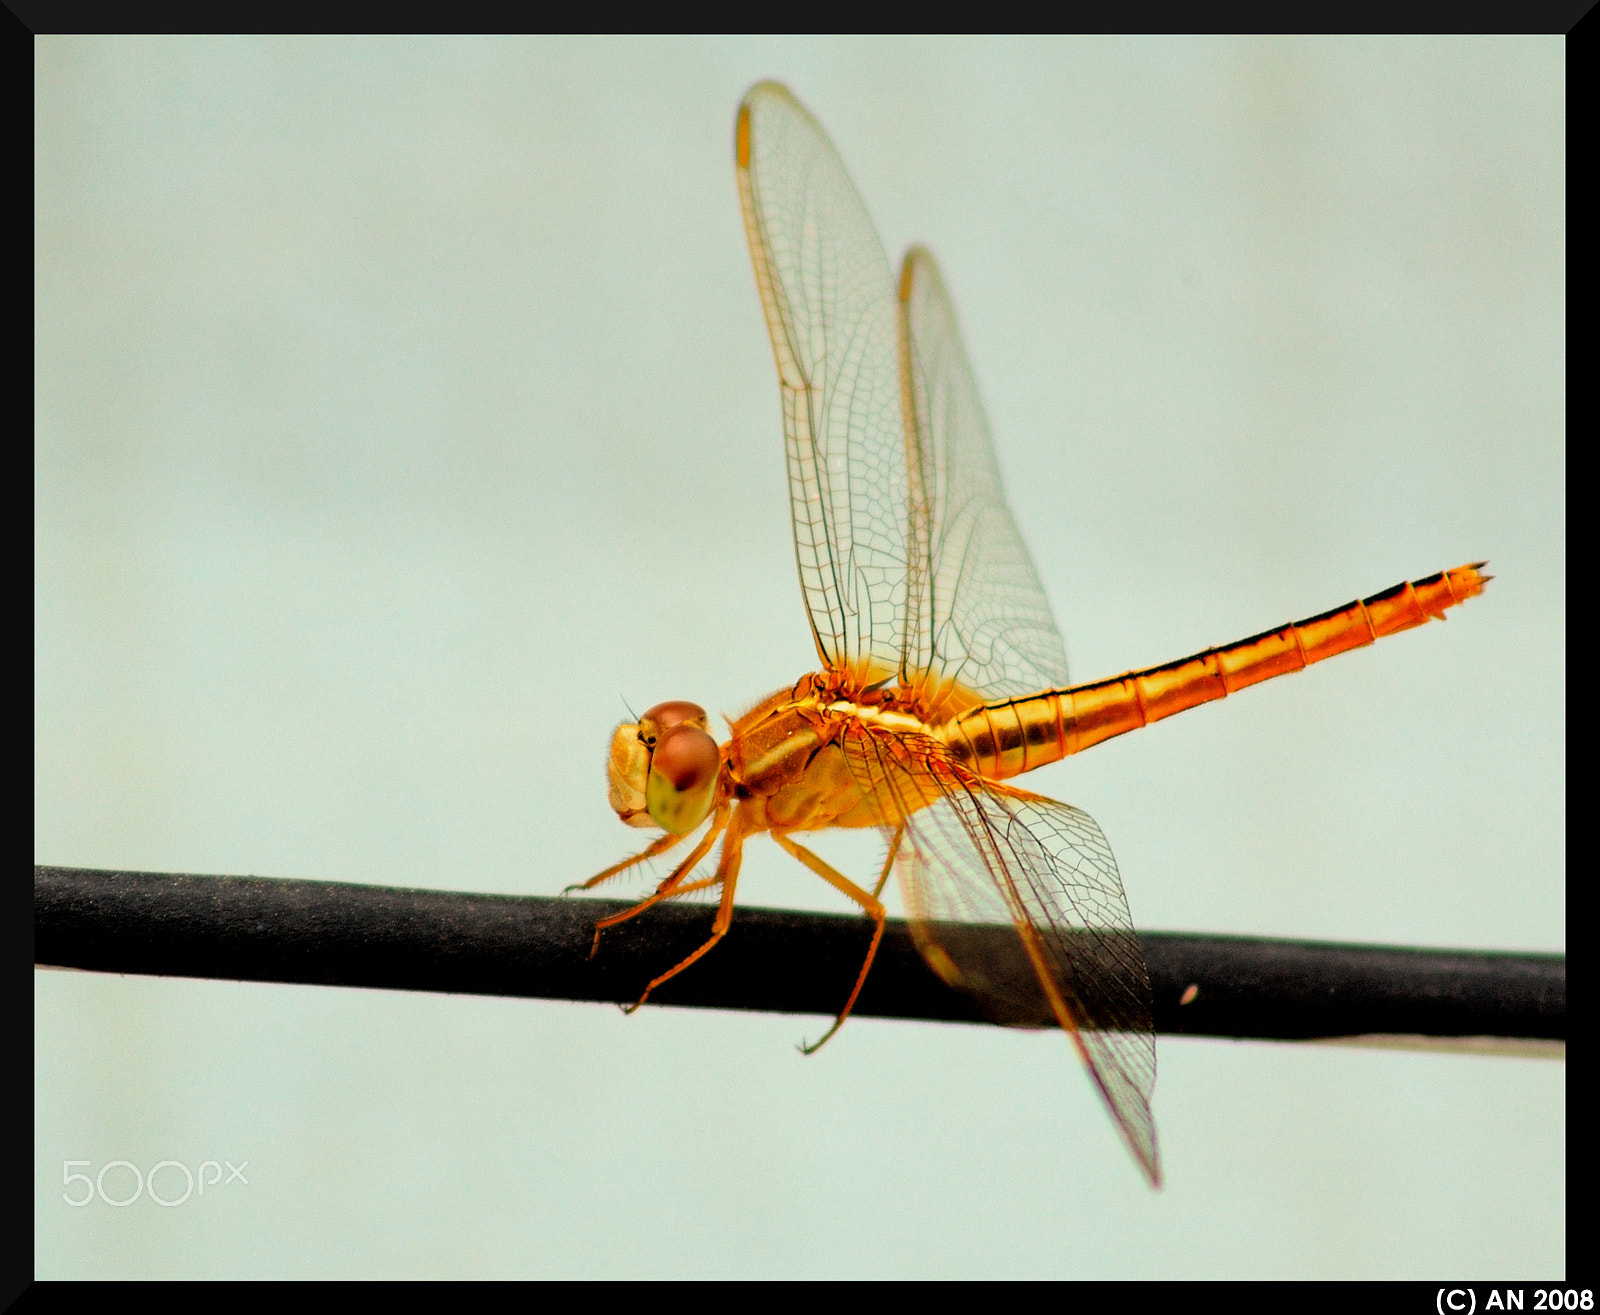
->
{"left": 35, "top": 37, "right": 1563, "bottom": 1278}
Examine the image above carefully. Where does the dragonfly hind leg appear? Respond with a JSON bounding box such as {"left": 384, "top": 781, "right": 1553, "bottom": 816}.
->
{"left": 773, "top": 825, "right": 902, "bottom": 1054}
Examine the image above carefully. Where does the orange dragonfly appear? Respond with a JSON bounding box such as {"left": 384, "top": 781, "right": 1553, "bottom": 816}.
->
{"left": 572, "top": 81, "right": 1488, "bottom": 1188}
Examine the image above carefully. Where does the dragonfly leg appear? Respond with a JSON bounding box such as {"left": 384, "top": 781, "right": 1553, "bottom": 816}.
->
{"left": 562, "top": 830, "right": 687, "bottom": 895}
{"left": 772, "top": 831, "right": 894, "bottom": 1054}
{"left": 589, "top": 804, "right": 730, "bottom": 957}
{"left": 872, "top": 824, "right": 905, "bottom": 900}
{"left": 624, "top": 810, "right": 748, "bottom": 1013}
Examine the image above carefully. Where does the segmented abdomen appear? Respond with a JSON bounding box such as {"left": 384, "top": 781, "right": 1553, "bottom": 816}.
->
{"left": 940, "top": 563, "right": 1489, "bottom": 780}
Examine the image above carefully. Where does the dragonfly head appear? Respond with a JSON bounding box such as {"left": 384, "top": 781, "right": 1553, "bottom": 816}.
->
{"left": 606, "top": 700, "right": 720, "bottom": 834}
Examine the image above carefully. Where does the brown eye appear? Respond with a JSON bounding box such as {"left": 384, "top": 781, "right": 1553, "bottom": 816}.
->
{"left": 639, "top": 701, "right": 708, "bottom": 746}
{"left": 650, "top": 725, "right": 719, "bottom": 791}
{"left": 644, "top": 723, "right": 721, "bottom": 835}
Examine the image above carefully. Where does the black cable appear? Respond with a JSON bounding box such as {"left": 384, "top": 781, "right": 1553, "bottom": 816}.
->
{"left": 34, "top": 866, "right": 1564, "bottom": 1047}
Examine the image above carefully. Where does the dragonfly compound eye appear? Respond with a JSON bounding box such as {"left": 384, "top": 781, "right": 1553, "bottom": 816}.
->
{"left": 646, "top": 724, "right": 720, "bottom": 834}
{"left": 638, "top": 700, "right": 708, "bottom": 748}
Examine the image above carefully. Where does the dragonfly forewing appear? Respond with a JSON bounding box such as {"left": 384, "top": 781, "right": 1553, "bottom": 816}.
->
{"left": 737, "top": 82, "right": 911, "bottom": 683}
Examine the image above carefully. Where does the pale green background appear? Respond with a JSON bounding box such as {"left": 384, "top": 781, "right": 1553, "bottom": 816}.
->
{"left": 35, "top": 37, "right": 1564, "bottom": 1279}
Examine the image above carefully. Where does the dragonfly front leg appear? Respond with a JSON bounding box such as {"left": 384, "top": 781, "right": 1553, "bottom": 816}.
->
{"left": 773, "top": 826, "right": 901, "bottom": 1054}
{"left": 562, "top": 829, "right": 688, "bottom": 896}
{"left": 589, "top": 803, "right": 731, "bottom": 957}
{"left": 624, "top": 808, "right": 749, "bottom": 1013}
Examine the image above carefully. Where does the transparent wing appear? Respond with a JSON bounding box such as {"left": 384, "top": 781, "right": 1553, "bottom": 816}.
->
{"left": 736, "top": 82, "right": 910, "bottom": 681}
{"left": 899, "top": 246, "right": 1069, "bottom": 698}
{"left": 845, "top": 729, "right": 1160, "bottom": 1187}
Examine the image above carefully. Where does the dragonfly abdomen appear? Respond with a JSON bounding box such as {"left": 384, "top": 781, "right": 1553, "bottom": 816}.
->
{"left": 941, "top": 563, "right": 1489, "bottom": 778}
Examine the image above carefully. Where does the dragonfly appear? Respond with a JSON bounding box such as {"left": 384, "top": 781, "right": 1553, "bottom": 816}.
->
{"left": 571, "top": 81, "right": 1488, "bottom": 1188}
